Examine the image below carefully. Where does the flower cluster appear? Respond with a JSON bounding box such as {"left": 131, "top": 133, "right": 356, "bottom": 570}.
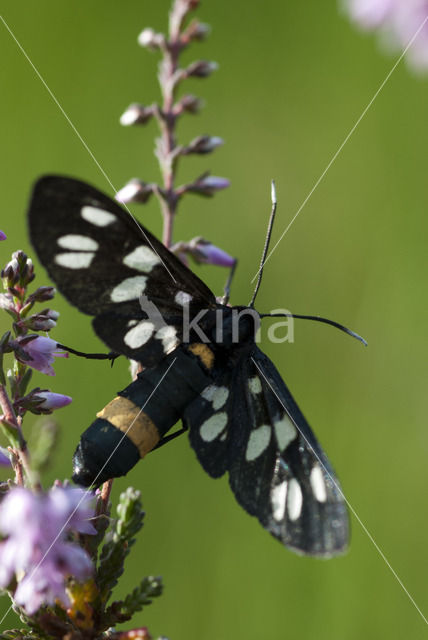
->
{"left": 117, "top": 0, "right": 235, "bottom": 272}
{"left": 0, "top": 486, "right": 96, "bottom": 614}
{"left": 342, "top": 0, "right": 428, "bottom": 71}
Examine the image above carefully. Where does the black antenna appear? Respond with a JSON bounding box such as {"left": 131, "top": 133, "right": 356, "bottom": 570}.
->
{"left": 259, "top": 312, "right": 367, "bottom": 346}
{"left": 221, "top": 259, "right": 238, "bottom": 306}
{"left": 249, "top": 180, "right": 277, "bottom": 308}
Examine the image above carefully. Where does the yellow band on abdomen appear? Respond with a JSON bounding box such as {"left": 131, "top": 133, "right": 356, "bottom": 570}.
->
{"left": 97, "top": 396, "right": 160, "bottom": 458}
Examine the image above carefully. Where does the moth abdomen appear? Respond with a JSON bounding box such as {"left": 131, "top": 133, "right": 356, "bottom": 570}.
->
{"left": 72, "top": 345, "right": 214, "bottom": 487}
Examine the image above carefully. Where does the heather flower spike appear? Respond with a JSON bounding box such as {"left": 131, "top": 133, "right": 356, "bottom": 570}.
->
{"left": 118, "top": 0, "right": 228, "bottom": 247}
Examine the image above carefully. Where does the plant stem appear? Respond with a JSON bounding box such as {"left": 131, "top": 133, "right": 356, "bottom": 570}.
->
{"left": 156, "top": 3, "right": 187, "bottom": 247}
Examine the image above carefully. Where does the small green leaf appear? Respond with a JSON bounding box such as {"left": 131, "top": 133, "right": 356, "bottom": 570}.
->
{"left": 97, "top": 487, "right": 145, "bottom": 603}
{"left": 102, "top": 575, "right": 163, "bottom": 627}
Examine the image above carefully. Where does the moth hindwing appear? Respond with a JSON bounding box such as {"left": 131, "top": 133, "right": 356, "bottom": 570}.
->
{"left": 28, "top": 175, "right": 349, "bottom": 557}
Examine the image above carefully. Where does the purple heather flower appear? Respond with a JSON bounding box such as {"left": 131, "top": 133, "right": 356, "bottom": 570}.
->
{"left": 185, "top": 59, "right": 218, "bottom": 78}
{"left": 16, "top": 335, "right": 69, "bottom": 376}
{"left": 188, "top": 174, "right": 230, "bottom": 197}
{"left": 0, "top": 486, "right": 96, "bottom": 614}
{"left": 181, "top": 20, "right": 211, "bottom": 43}
{"left": 26, "top": 286, "right": 56, "bottom": 303}
{"left": 185, "top": 135, "right": 224, "bottom": 155}
{"left": 0, "top": 231, "right": 6, "bottom": 241}
{"left": 192, "top": 239, "right": 235, "bottom": 267}
{"left": 34, "top": 391, "right": 72, "bottom": 411}
{"left": 1, "top": 256, "right": 19, "bottom": 285}
{"left": 343, "top": 0, "right": 428, "bottom": 71}
{"left": 25, "top": 309, "right": 60, "bottom": 332}
{"left": 174, "top": 94, "right": 203, "bottom": 115}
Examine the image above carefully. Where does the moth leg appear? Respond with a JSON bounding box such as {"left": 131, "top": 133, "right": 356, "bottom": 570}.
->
{"left": 152, "top": 425, "right": 188, "bottom": 451}
{"left": 57, "top": 343, "right": 120, "bottom": 363}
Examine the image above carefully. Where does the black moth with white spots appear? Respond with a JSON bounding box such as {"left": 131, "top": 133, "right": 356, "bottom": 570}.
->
{"left": 28, "top": 175, "right": 348, "bottom": 557}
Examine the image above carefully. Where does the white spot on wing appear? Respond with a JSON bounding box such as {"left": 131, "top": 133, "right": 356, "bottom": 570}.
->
{"left": 57, "top": 235, "right": 99, "bottom": 251}
{"left": 287, "top": 478, "right": 303, "bottom": 521}
{"left": 124, "top": 321, "right": 155, "bottom": 348}
{"left": 123, "top": 246, "right": 161, "bottom": 272}
{"left": 271, "top": 481, "right": 287, "bottom": 521}
{"left": 55, "top": 252, "right": 95, "bottom": 269}
{"left": 110, "top": 276, "right": 147, "bottom": 302}
{"left": 248, "top": 376, "right": 262, "bottom": 395}
{"left": 175, "top": 291, "right": 193, "bottom": 306}
{"left": 200, "top": 412, "right": 228, "bottom": 442}
{"left": 155, "top": 326, "right": 179, "bottom": 353}
{"left": 245, "top": 425, "right": 271, "bottom": 461}
{"left": 201, "top": 385, "right": 229, "bottom": 410}
{"left": 310, "top": 464, "right": 327, "bottom": 503}
{"left": 81, "top": 205, "right": 116, "bottom": 227}
{"left": 274, "top": 415, "right": 297, "bottom": 452}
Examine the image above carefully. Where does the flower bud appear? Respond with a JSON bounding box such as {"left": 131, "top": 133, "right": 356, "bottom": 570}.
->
{"left": 26, "top": 286, "right": 56, "bottom": 303}
{"left": 1, "top": 256, "right": 19, "bottom": 286}
{"left": 115, "top": 179, "right": 154, "bottom": 204}
{"left": 31, "top": 390, "right": 72, "bottom": 413}
{"left": 182, "top": 20, "right": 211, "bottom": 44}
{"left": 138, "top": 28, "right": 165, "bottom": 50}
{"left": 184, "top": 135, "right": 224, "bottom": 155}
{"left": 120, "top": 103, "right": 154, "bottom": 126}
{"left": 189, "top": 238, "right": 235, "bottom": 267}
{"left": 0, "top": 293, "right": 15, "bottom": 313}
{"left": 0, "top": 231, "right": 6, "bottom": 241}
{"left": 186, "top": 60, "right": 218, "bottom": 78}
{"left": 2, "top": 251, "right": 35, "bottom": 288}
{"left": 187, "top": 174, "right": 230, "bottom": 197}
{"left": 25, "top": 309, "right": 60, "bottom": 332}
{"left": 174, "top": 94, "right": 203, "bottom": 115}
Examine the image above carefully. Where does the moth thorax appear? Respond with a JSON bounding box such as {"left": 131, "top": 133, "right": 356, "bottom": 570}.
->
{"left": 216, "top": 306, "right": 260, "bottom": 345}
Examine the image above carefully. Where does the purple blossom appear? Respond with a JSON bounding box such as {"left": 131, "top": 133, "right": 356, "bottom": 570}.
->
{"left": 0, "top": 486, "right": 96, "bottom": 614}
{"left": 343, "top": 0, "right": 428, "bottom": 71}
{"left": 185, "top": 60, "right": 218, "bottom": 78}
{"left": 187, "top": 174, "right": 230, "bottom": 197}
{"left": 15, "top": 335, "right": 69, "bottom": 376}
{"left": 34, "top": 391, "right": 72, "bottom": 411}
{"left": 25, "top": 309, "right": 60, "bottom": 332}
{"left": 184, "top": 135, "right": 224, "bottom": 155}
{"left": 0, "top": 231, "right": 6, "bottom": 241}
{"left": 192, "top": 240, "right": 235, "bottom": 267}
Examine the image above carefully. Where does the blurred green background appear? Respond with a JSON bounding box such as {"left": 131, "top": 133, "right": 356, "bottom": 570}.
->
{"left": 1, "top": 0, "right": 428, "bottom": 637}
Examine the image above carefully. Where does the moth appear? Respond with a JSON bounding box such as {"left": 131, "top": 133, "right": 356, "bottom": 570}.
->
{"left": 28, "top": 175, "right": 363, "bottom": 557}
